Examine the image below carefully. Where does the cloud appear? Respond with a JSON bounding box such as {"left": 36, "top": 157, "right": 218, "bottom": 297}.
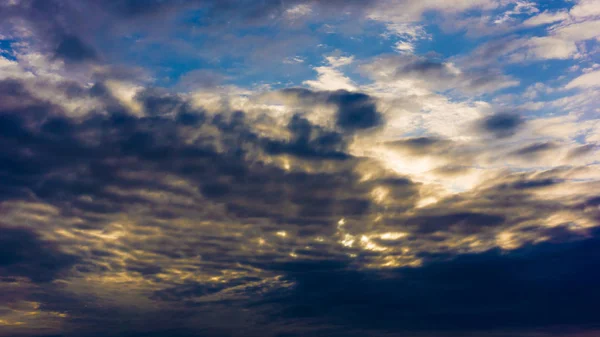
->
{"left": 280, "top": 88, "right": 384, "bottom": 131}
{"left": 384, "top": 136, "right": 453, "bottom": 155}
{"left": 259, "top": 229, "right": 600, "bottom": 334}
{"left": 553, "top": 19, "right": 600, "bottom": 42}
{"left": 362, "top": 55, "right": 519, "bottom": 94}
{"left": 53, "top": 35, "right": 97, "bottom": 63}
{"left": 0, "top": 225, "right": 79, "bottom": 283}
{"left": 1, "top": 1, "right": 600, "bottom": 336}
{"left": 510, "top": 142, "right": 559, "bottom": 158}
{"left": 523, "top": 10, "right": 569, "bottom": 27}
{"left": 304, "top": 56, "right": 357, "bottom": 92}
{"left": 570, "top": 0, "right": 600, "bottom": 18}
{"left": 478, "top": 112, "right": 525, "bottom": 138}
{"left": 566, "top": 69, "right": 600, "bottom": 89}
{"left": 263, "top": 114, "right": 349, "bottom": 160}
{"left": 568, "top": 144, "right": 598, "bottom": 159}
{"left": 406, "top": 212, "right": 506, "bottom": 234}
{"left": 136, "top": 88, "right": 188, "bottom": 116}
{"left": 524, "top": 36, "right": 578, "bottom": 60}
{"left": 327, "top": 91, "right": 383, "bottom": 131}
{"left": 303, "top": 66, "right": 357, "bottom": 91}
{"left": 0, "top": 72, "right": 599, "bottom": 336}
{"left": 367, "top": 0, "right": 496, "bottom": 24}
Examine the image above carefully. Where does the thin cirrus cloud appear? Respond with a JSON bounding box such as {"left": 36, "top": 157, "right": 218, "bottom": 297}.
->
{"left": 0, "top": 1, "right": 599, "bottom": 337}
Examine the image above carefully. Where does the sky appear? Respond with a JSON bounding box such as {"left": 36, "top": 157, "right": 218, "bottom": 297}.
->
{"left": 0, "top": 0, "right": 600, "bottom": 336}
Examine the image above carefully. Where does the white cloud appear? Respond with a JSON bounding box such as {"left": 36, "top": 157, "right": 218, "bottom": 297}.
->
{"left": 494, "top": 0, "right": 539, "bottom": 25}
{"left": 285, "top": 4, "right": 312, "bottom": 20}
{"left": 394, "top": 41, "right": 416, "bottom": 53}
{"left": 283, "top": 56, "right": 305, "bottom": 64}
{"left": 510, "top": 17, "right": 600, "bottom": 61}
{"left": 367, "top": 1, "right": 497, "bottom": 57}
{"left": 570, "top": 0, "right": 600, "bottom": 18}
{"left": 303, "top": 56, "right": 357, "bottom": 91}
{"left": 553, "top": 19, "right": 600, "bottom": 41}
{"left": 325, "top": 55, "right": 354, "bottom": 68}
{"left": 523, "top": 10, "right": 569, "bottom": 27}
{"left": 566, "top": 69, "right": 600, "bottom": 88}
{"left": 526, "top": 113, "right": 592, "bottom": 140}
{"left": 381, "top": 23, "right": 429, "bottom": 40}
{"left": 303, "top": 66, "right": 357, "bottom": 91}
{"left": 104, "top": 80, "right": 144, "bottom": 115}
{"left": 462, "top": 2, "right": 600, "bottom": 63}
{"left": 368, "top": 0, "right": 496, "bottom": 23}
{"left": 378, "top": 23, "right": 429, "bottom": 55}
{"left": 524, "top": 36, "right": 579, "bottom": 59}
{"left": 0, "top": 55, "right": 34, "bottom": 79}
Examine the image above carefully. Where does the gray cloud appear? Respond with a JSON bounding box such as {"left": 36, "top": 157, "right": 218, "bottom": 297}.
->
{"left": 280, "top": 88, "right": 384, "bottom": 131}
{"left": 54, "top": 35, "right": 97, "bottom": 63}
{"left": 478, "top": 112, "right": 525, "bottom": 138}
{"left": 510, "top": 142, "right": 559, "bottom": 158}
{"left": 255, "top": 229, "right": 600, "bottom": 335}
{"left": 0, "top": 45, "right": 598, "bottom": 337}
{"left": 362, "top": 55, "right": 519, "bottom": 94}
{"left": 0, "top": 225, "right": 79, "bottom": 283}
{"left": 384, "top": 137, "right": 453, "bottom": 155}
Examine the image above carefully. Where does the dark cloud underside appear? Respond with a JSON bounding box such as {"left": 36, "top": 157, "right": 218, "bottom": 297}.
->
{"left": 0, "top": 75, "right": 598, "bottom": 336}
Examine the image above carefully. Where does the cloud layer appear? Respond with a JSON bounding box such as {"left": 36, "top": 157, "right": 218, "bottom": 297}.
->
{"left": 1, "top": 1, "right": 599, "bottom": 337}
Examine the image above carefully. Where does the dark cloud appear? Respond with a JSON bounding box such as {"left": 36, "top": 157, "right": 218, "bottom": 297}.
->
{"left": 400, "top": 59, "right": 446, "bottom": 74}
{"left": 0, "top": 1, "right": 104, "bottom": 64}
{"left": 0, "top": 79, "right": 48, "bottom": 110}
{"left": 281, "top": 88, "right": 384, "bottom": 131}
{"left": 327, "top": 91, "right": 383, "bottom": 131}
{"left": 0, "top": 79, "right": 398, "bottom": 230}
{"left": 136, "top": 88, "right": 187, "bottom": 116}
{"left": 567, "top": 144, "right": 597, "bottom": 159}
{"left": 582, "top": 196, "right": 600, "bottom": 208}
{"left": 406, "top": 212, "right": 505, "bottom": 234}
{"left": 0, "top": 225, "right": 79, "bottom": 283}
{"left": 479, "top": 112, "right": 524, "bottom": 138}
{"left": 263, "top": 114, "right": 349, "bottom": 160}
{"left": 383, "top": 137, "right": 479, "bottom": 166}
{"left": 509, "top": 178, "right": 562, "bottom": 190}
{"left": 385, "top": 136, "right": 452, "bottom": 155}
{"left": 511, "top": 142, "right": 558, "bottom": 158}
{"left": 0, "top": 56, "right": 597, "bottom": 337}
{"left": 363, "top": 55, "right": 517, "bottom": 94}
{"left": 54, "top": 35, "right": 97, "bottom": 63}
{"left": 152, "top": 277, "right": 263, "bottom": 304}
{"left": 259, "top": 229, "right": 600, "bottom": 334}
{"left": 125, "top": 261, "right": 163, "bottom": 276}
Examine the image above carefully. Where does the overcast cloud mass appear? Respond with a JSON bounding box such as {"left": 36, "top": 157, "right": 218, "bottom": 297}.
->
{"left": 1, "top": 0, "right": 600, "bottom": 336}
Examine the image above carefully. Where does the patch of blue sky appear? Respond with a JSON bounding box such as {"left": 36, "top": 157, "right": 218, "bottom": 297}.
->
{"left": 491, "top": 71, "right": 583, "bottom": 118}
{"left": 416, "top": 24, "right": 480, "bottom": 59}
{"left": 536, "top": 0, "right": 574, "bottom": 12}
{"left": 314, "top": 20, "right": 399, "bottom": 58}
{"left": 505, "top": 58, "right": 575, "bottom": 89}
{"left": 0, "top": 39, "right": 16, "bottom": 60}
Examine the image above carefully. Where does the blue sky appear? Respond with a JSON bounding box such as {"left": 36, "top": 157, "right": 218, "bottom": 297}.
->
{"left": 1, "top": 1, "right": 600, "bottom": 337}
